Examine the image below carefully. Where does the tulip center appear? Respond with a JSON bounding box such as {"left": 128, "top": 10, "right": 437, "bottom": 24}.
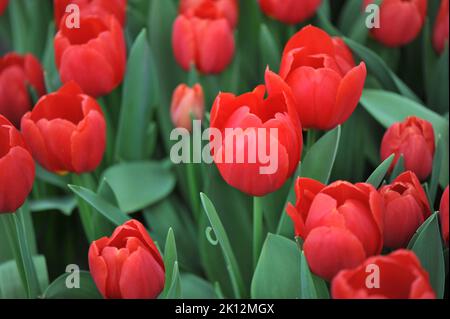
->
{"left": 0, "top": 126, "right": 11, "bottom": 158}
{"left": 61, "top": 17, "right": 108, "bottom": 45}
{"left": 31, "top": 95, "right": 85, "bottom": 125}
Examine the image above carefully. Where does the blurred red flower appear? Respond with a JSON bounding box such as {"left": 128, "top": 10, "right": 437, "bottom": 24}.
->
{"left": 179, "top": 0, "right": 239, "bottom": 29}
{"left": 279, "top": 25, "right": 367, "bottom": 130}
{"left": 379, "top": 171, "right": 431, "bottom": 249}
{"left": 54, "top": 0, "right": 127, "bottom": 27}
{"left": 89, "top": 219, "right": 165, "bottom": 299}
{"left": 210, "top": 69, "right": 302, "bottom": 196}
{"left": 0, "top": 53, "right": 46, "bottom": 128}
{"left": 363, "top": 0, "right": 427, "bottom": 47}
{"left": 21, "top": 82, "right": 106, "bottom": 175}
{"left": 54, "top": 15, "right": 126, "bottom": 97}
{"left": 380, "top": 116, "right": 435, "bottom": 181}
{"left": 332, "top": 250, "right": 435, "bottom": 299}
{"left": 171, "top": 83, "right": 205, "bottom": 132}
{"left": 0, "top": 0, "right": 8, "bottom": 16}
{"left": 0, "top": 115, "right": 35, "bottom": 213}
{"left": 433, "top": 0, "right": 449, "bottom": 54}
{"left": 258, "top": 0, "right": 322, "bottom": 25}
{"left": 287, "top": 178, "right": 383, "bottom": 281}
{"left": 440, "top": 186, "right": 449, "bottom": 246}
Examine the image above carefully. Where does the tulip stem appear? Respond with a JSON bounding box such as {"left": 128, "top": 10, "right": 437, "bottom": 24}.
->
{"left": 186, "top": 161, "right": 201, "bottom": 223}
{"left": 305, "top": 129, "right": 318, "bottom": 154}
{"left": 253, "top": 196, "right": 264, "bottom": 269}
{"left": 3, "top": 207, "right": 41, "bottom": 299}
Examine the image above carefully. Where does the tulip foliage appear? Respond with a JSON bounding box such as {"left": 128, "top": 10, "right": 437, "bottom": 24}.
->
{"left": 0, "top": 0, "right": 448, "bottom": 301}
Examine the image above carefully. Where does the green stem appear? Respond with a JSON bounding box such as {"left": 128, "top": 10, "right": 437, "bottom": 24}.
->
{"left": 253, "top": 196, "right": 264, "bottom": 269}
{"left": 186, "top": 161, "right": 201, "bottom": 222}
{"left": 71, "top": 173, "right": 97, "bottom": 242}
{"left": 305, "top": 129, "right": 318, "bottom": 155}
{"left": 3, "top": 208, "right": 41, "bottom": 298}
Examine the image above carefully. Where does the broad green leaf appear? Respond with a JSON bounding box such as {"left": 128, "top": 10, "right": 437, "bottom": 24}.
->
{"left": 299, "top": 250, "right": 317, "bottom": 299}
{"left": 165, "top": 262, "right": 181, "bottom": 299}
{"left": 102, "top": 161, "right": 176, "bottom": 213}
{"left": 43, "top": 270, "right": 102, "bottom": 299}
{"left": 41, "top": 22, "right": 61, "bottom": 92}
{"left": 259, "top": 24, "right": 280, "bottom": 72}
{"left": 0, "top": 255, "right": 48, "bottom": 299}
{"left": 366, "top": 154, "right": 395, "bottom": 188}
{"left": 408, "top": 213, "right": 445, "bottom": 298}
{"left": 162, "top": 228, "right": 178, "bottom": 297}
{"left": 29, "top": 196, "right": 77, "bottom": 216}
{"left": 316, "top": 0, "right": 342, "bottom": 36}
{"left": 115, "top": 29, "right": 158, "bottom": 161}
{"left": 390, "top": 155, "right": 405, "bottom": 182}
{"left": 251, "top": 234, "right": 300, "bottom": 299}
{"left": 68, "top": 185, "right": 130, "bottom": 227}
{"left": 429, "top": 136, "right": 444, "bottom": 204}
{"left": 338, "top": 0, "right": 364, "bottom": 34}
{"left": 180, "top": 274, "right": 218, "bottom": 299}
{"left": 360, "top": 89, "right": 449, "bottom": 187}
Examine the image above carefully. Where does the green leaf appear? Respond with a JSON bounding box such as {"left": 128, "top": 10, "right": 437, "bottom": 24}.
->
{"left": 361, "top": 89, "right": 449, "bottom": 187}
{"left": 115, "top": 29, "right": 158, "bottom": 161}
{"left": 251, "top": 234, "right": 301, "bottom": 299}
{"left": 180, "top": 274, "right": 218, "bottom": 299}
{"left": 299, "top": 250, "right": 317, "bottom": 299}
{"left": 366, "top": 154, "right": 395, "bottom": 188}
{"left": 43, "top": 270, "right": 102, "bottom": 299}
{"left": 29, "top": 196, "right": 77, "bottom": 216}
{"left": 162, "top": 228, "right": 178, "bottom": 297}
{"left": 165, "top": 262, "right": 181, "bottom": 299}
{"left": 348, "top": 0, "right": 382, "bottom": 43}
{"left": 0, "top": 255, "right": 48, "bottom": 299}
{"left": 429, "top": 136, "right": 444, "bottom": 204}
{"left": 408, "top": 213, "right": 445, "bottom": 298}
{"left": 259, "top": 23, "right": 280, "bottom": 72}
{"left": 35, "top": 164, "right": 69, "bottom": 189}
{"left": 390, "top": 155, "right": 405, "bottom": 182}
{"left": 68, "top": 185, "right": 130, "bottom": 227}
{"left": 102, "top": 161, "right": 176, "bottom": 213}
{"left": 200, "top": 192, "right": 246, "bottom": 298}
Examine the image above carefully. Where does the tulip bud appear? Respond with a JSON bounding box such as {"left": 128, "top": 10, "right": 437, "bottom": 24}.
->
{"left": 0, "top": 115, "right": 35, "bottom": 213}
{"left": 363, "top": 0, "right": 427, "bottom": 47}
{"left": 171, "top": 83, "right": 205, "bottom": 131}
{"left": 332, "top": 250, "right": 436, "bottom": 299}
{"left": 440, "top": 186, "right": 449, "bottom": 246}
{"left": 433, "top": 0, "right": 449, "bottom": 54}
{"left": 0, "top": 53, "right": 46, "bottom": 128}
{"left": 89, "top": 219, "right": 165, "bottom": 299}
{"left": 0, "top": 0, "right": 8, "bottom": 15}
{"left": 21, "top": 82, "right": 106, "bottom": 174}
{"left": 381, "top": 116, "right": 435, "bottom": 181}
{"left": 379, "top": 171, "right": 431, "bottom": 249}
{"left": 54, "top": 14, "right": 126, "bottom": 97}
{"left": 287, "top": 178, "right": 384, "bottom": 281}
{"left": 279, "top": 26, "right": 366, "bottom": 130}
{"left": 258, "top": 0, "right": 322, "bottom": 25}
{"left": 179, "top": 0, "right": 239, "bottom": 29}
{"left": 172, "top": 14, "right": 235, "bottom": 74}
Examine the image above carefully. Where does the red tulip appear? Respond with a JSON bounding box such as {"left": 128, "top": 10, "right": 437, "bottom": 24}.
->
{"left": 363, "top": 0, "right": 427, "bottom": 47}
{"left": 379, "top": 171, "right": 431, "bottom": 249}
{"left": 258, "top": 0, "right": 322, "bottom": 25}
{"left": 0, "top": 115, "right": 35, "bottom": 213}
{"left": 0, "top": 53, "right": 46, "bottom": 128}
{"left": 54, "top": 0, "right": 127, "bottom": 27}
{"left": 332, "top": 249, "right": 435, "bottom": 299}
{"left": 433, "top": 0, "right": 449, "bottom": 54}
{"left": 210, "top": 69, "right": 302, "bottom": 196}
{"left": 440, "top": 186, "right": 449, "bottom": 246}
{"left": 89, "top": 219, "right": 165, "bottom": 299}
{"left": 0, "top": 0, "right": 8, "bottom": 15}
{"left": 380, "top": 116, "right": 435, "bottom": 181}
{"left": 179, "top": 0, "right": 239, "bottom": 29}
{"left": 287, "top": 178, "right": 384, "bottom": 281}
{"left": 171, "top": 83, "right": 205, "bottom": 131}
{"left": 279, "top": 25, "right": 367, "bottom": 130}
{"left": 172, "top": 14, "right": 235, "bottom": 74}
{"left": 21, "top": 82, "right": 106, "bottom": 174}
{"left": 54, "top": 14, "right": 126, "bottom": 97}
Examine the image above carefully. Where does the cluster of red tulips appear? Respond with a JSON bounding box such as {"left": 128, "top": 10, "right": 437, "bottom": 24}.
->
{"left": 0, "top": 0, "right": 449, "bottom": 301}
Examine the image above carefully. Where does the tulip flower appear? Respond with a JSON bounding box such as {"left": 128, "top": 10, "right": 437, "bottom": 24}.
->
{"left": 0, "top": 53, "right": 46, "bottom": 128}
{"left": 210, "top": 69, "right": 302, "bottom": 196}
{"left": 171, "top": 83, "right": 205, "bottom": 131}
{"left": 279, "top": 25, "right": 367, "bottom": 130}
{"left": 172, "top": 12, "right": 235, "bottom": 74}
{"left": 287, "top": 178, "right": 384, "bottom": 281}
{"left": 21, "top": 82, "right": 106, "bottom": 175}
{"left": 363, "top": 0, "right": 427, "bottom": 47}
{"left": 0, "top": 0, "right": 7, "bottom": 15}
{"left": 89, "top": 219, "right": 165, "bottom": 299}
{"left": 379, "top": 171, "right": 431, "bottom": 249}
{"left": 54, "top": 0, "right": 127, "bottom": 27}
{"left": 0, "top": 115, "right": 35, "bottom": 213}
{"left": 258, "top": 0, "right": 322, "bottom": 25}
{"left": 433, "top": 0, "right": 449, "bottom": 54}
{"left": 179, "top": 0, "right": 239, "bottom": 29}
{"left": 440, "top": 186, "right": 449, "bottom": 246}
{"left": 380, "top": 116, "right": 435, "bottom": 181}
{"left": 54, "top": 14, "right": 126, "bottom": 97}
{"left": 332, "top": 250, "right": 436, "bottom": 299}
